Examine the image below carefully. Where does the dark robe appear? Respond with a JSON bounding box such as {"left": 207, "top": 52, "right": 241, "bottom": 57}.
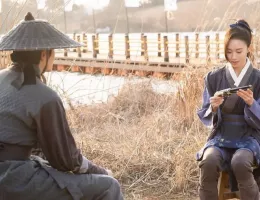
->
{"left": 196, "top": 64, "right": 260, "bottom": 191}
{"left": 0, "top": 65, "right": 112, "bottom": 200}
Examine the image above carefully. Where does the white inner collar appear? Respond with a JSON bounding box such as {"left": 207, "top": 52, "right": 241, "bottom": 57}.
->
{"left": 227, "top": 58, "right": 251, "bottom": 87}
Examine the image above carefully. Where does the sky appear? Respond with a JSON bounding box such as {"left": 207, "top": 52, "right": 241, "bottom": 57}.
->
{"left": 34, "top": 0, "right": 110, "bottom": 11}
{"left": 8, "top": 0, "right": 177, "bottom": 12}
{"left": 35, "top": 0, "right": 142, "bottom": 11}
{"left": 75, "top": 0, "right": 110, "bottom": 8}
{"left": 36, "top": 0, "right": 138, "bottom": 10}
{"left": 65, "top": 0, "right": 141, "bottom": 8}
{"left": 0, "top": 0, "right": 143, "bottom": 14}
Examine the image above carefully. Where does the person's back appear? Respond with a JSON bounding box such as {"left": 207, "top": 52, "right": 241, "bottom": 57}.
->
{"left": 0, "top": 67, "right": 57, "bottom": 146}
{"left": 0, "top": 12, "right": 124, "bottom": 200}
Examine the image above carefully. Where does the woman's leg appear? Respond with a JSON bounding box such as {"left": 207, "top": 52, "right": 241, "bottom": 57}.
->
{"left": 198, "top": 147, "right": 223, "bottom": 200}
{"left": 231, "top": 149, "right": 259, "bottom": 200}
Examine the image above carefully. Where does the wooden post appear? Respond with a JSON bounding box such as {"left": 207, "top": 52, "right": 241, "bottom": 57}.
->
{"left": 73, "top": 33, "right": 76, "bottom": 52}
{"left": 96, "top": 33, "right": 99, "bottom": 54}
{"left": 144, "top": 35, "right": 148, "bottom": 61}
{"left": 158, "top": 33, "right": 161, "bottom": 57}
{"left": 206, "top": 35, "right": 211, "bottom": 64}
{"left": 164, "top": 35, "right": 169, "bottom": 62}
{"left": 57, "top": 65, "right": 65, "bottom": 72}
{"left": 77, "top": 35, "right": 82, "bottom": 57}
{"left": 125, "top": 34, "right": 130, "bottom": 59}
{"left": 4, "top": 52, "right": 7, "bottom": 66}
{"left": 141, "top": 33, "right": 145, "bottom": 56}
{"left": 64, "top": 49, "right": 68, "bottom": 57}
{"left": 176, "top": 33, "right": 180, "bottom": 57}
{"left": 108, "top": 34, "right": 113, "bottom": 59}
{"left": 185, "top": 36, "right": 189, "bottom": 64}
{"left": 92, "top": 35, "right": 97, "bottom": 58}
{"left": 82, "top": 33, "right": 88, "bottom": 53}
{"left": 216, "top": 33, "right": 220, "bottom": 60}
{"left": 195, "top": 33, "right": 199, "bottom": 58}
{"left": 0, "top": 52, "right": 4, "bottom": 68}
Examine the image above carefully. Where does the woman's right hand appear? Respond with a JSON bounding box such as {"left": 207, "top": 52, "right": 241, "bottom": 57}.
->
{"left": 210, "top": 95, "right": 224, "bottom": 112}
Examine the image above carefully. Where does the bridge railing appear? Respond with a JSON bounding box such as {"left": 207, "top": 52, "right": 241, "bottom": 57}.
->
{"left": 59, "top": 32, "right": 232, "bottom": 65}
{"left": 1, "top": 32, "right": 259, "bottom": 70}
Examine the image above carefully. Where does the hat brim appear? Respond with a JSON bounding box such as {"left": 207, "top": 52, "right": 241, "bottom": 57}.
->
{"left": 0, "top": 20, "right": 83, "bottom": 51}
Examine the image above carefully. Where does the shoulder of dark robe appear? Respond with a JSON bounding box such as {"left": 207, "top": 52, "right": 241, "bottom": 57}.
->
{"left": 251, "top": 68, "right": 260, "bottom": 82}
{"left": 251, "top": 68, "right": 260, "bottom": 100}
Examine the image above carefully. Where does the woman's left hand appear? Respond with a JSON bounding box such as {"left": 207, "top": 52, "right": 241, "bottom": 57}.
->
{"left": 237, "top": 89, "right": 254, "bottom": 106}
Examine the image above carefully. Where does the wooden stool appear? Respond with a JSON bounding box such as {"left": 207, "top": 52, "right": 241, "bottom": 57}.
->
{"left": 218, "top": 171, "right": 240, "bottom": 200}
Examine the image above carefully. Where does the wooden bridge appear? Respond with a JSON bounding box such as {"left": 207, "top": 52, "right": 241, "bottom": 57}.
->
{"left": 53, "top": 32, "right": 229, "bottom": 77}
{"left": 1, "top": 32, "right": 259, "bottom": 77}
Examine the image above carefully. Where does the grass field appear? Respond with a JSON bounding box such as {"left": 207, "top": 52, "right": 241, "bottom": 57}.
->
{"left": 64, "top": 70, "right": 210, "bottom": 199}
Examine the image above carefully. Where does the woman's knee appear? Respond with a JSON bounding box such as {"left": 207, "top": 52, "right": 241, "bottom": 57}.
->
{"left": 231, "top": 149, "right": 254, "bottom": 174}
{"left": 199, "top": 147, "right": 222, "bottom": 170}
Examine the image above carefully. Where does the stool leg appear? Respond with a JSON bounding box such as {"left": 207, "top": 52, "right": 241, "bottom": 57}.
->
{"left": 218, "top": 172, "right": 228, "bottom": 200}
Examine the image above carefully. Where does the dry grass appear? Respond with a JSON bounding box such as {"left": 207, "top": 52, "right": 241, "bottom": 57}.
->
{"left": 65, "top": 70, "right": 210, "bottom": 200}
{"left": 1, "top": 1, "right": 260, "bottom": 199}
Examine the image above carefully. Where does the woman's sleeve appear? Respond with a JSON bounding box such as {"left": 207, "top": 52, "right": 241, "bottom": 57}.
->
{"left": 244, "top": 98, "right": 260, "bottom": 130}
{"left": 34, "top": 97, "right": 107, "bottom": 175}
{"left": 197, "top": 76, "right": 218, "bottom": 127}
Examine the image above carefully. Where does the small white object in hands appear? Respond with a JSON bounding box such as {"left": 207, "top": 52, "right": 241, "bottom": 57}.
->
{"left": 106, "top": 169, "right": 113, "bottom": 177}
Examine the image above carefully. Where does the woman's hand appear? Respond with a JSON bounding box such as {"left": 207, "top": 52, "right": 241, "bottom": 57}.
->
{"left": 210, "top": 95, "right": 224, "bottom": 112}
{"left": 237, "top": 89, "right": 254, "bottom": 106}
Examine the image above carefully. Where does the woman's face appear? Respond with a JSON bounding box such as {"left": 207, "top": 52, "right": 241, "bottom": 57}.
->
{"left": 226, "top": 39, "right": 248, "bottom": 69}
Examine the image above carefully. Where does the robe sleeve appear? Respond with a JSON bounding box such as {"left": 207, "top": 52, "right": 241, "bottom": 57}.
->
{"left": 244, "top": 98, "right": 260, "bottom": 130}
{"left": 197, "top": 76, "right": 218, "bottom": 127}
{"left": 34, "top": 97, "right": 108, "bottom": 175}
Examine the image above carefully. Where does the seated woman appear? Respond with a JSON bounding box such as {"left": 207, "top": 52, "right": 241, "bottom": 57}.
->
{"left": 196, "top": 19, "right": 260, "bottom": 200}
{"left": 0, "top": 12, "right": 124, "bottom": 200}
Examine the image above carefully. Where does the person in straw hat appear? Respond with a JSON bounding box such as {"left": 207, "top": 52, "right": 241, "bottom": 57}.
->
{"left": 0, "top": 12, "right": 124, "bottom": 200}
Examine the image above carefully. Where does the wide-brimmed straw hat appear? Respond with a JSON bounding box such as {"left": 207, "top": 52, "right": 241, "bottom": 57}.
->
{"left": 0, "top": 12, "right": 83, "bottom": 51}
